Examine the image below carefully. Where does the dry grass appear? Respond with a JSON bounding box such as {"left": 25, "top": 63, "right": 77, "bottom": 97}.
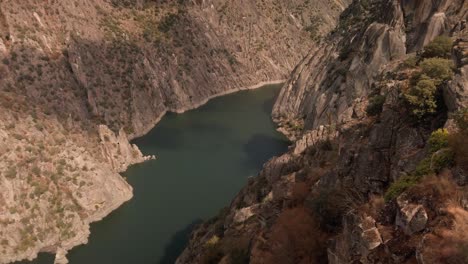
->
{"left": 449, "top": 132, "right": 468, "bottom": 171}
{"left": 421, "top": 206, "right": 468, "bottom": 264}
{"left": 251, "top": 207, "right": 328, "bottom": 264}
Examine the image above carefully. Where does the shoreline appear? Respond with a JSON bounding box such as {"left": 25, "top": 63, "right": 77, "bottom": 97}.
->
{"left": 128, "top": 79, "right": 286, "bottom": 141}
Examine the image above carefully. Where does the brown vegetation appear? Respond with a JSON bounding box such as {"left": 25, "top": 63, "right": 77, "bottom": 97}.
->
{"left": 251, "top": 207, "right": 328, "bottom": 264}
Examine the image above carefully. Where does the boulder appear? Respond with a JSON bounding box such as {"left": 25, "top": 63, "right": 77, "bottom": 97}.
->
{"left": 396, "top": 196, "right": 428, "bottom": 235}
{"left": 233, "top": 204, "right": 260, "bottom": 223}
{"left": 328, "top": 212, "right": 383, "bottom": 264}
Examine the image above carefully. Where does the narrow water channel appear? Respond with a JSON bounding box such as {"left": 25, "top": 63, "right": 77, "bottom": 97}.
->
{"left": 22, "top": 84, "right": 288, "bottom": 264}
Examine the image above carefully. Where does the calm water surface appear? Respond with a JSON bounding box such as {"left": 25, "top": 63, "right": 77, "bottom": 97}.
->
{"left": 22, "top": 84, "right": 288, "bottom": 264}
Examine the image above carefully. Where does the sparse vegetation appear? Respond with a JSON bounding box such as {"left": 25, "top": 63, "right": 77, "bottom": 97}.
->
{"left": 404, "top": 77, "right": 437, "bottom": 118}
{"left": 422, "top": 36, "right": 453, "bottom": 59}
{"left": 453, "top": 108, "right": 468, "bottom": 131}
{"left": 403, "top": 57, "right": 454, "bottom": 119}
{"left": 201, "top": 237, "right": 223, "bottom": 264}
{"left": 5, "top": 167, "right": 17, "bottom": 179}
{"left": 402, "top": 55, "right": 418, "bottom": 68}
{"left": 419, "top": 58, "right": 454, "bottom": 85}
{"left": 366, "top": 94, "right": 386, "bottom": 116}
{"left": 385, "top": 128, "right": 455, "bottom": 201}
{"left": 428, "top": 128, "right": 449, "bottom": 153}
{"left": 158, "top": 13, "right": 180, "bottom": 33}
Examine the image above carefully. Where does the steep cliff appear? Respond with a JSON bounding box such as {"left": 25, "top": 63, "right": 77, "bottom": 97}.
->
{"left": 0, "top": 0, "right": 349, "bottom": 263}
{"left": 179, "top": 0, "right": 468, "bottom": 263}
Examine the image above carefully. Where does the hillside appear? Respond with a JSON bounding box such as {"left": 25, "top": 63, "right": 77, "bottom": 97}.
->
{"left": 0, "top": 0, "right": 349, "bottom": 263}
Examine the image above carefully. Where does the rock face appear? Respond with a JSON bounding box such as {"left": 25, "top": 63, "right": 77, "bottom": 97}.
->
{"left": 445, "top": 34, "right": 468, "bottom": 111}
{"left": 0, "top": 0, "right": 349, "bottom": 139}
{"left": 0, "top": 0, "right": 350, "bottom": 263}
{"left": 98, "top": 125, "right": 151, "bottom": 172}
{"left": 273, "top": 0, "right": 466, "bottom": 132}
{"left": 178, "top": 0, "right": 468, "bottom": 263}
{"left": 273, "top": 0, "right": 407, "bottom": 130}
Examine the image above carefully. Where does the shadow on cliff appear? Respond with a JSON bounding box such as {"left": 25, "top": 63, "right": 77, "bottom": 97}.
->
{"left": 133, "top": 113, "right": 231, "bottom": 151}
{"left": 158, "top": 219, "right": 202, "bottom": 264}
{"left": 242, "top": 133, "right": 289, "bottom": 170}
{"left": 262, "top": 94, "right": 276, "bottom": 116}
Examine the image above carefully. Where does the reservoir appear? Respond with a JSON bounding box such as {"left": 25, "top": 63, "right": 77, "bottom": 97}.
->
{"left": 22, "top": 84, "right": 288, "bottom": 264}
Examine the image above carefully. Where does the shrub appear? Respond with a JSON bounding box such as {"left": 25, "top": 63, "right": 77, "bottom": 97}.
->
{"left": 201, "top": 243, "right": 223, "bottom": 264}
{"left": 366, "top": 95, "right": 386, "bottom": 116}
{"left": 402, "top": 55, "right": 418, "bottom": 68}
{"left": 422, "top": 36, "right": 453, "bottom": 59}
{"left": 420, "top": 58, "right": 454, "bottom": 85}
{"left": 230, "top": 249, "right": 250, "bottom": 264}
{"left": 257, "top": 207, "right": 329, "bottom": 263}
{"left": 428, "top": 129, "right": 449, "bottom": 153}
{"left": 453, "top": 108, "right": 468, "bottom": 132}
{"left": 158, "top": 13, "right": 179, "bottom": 33}
{"left": 384, "top": 174, "right": 419, "bottom": 201}
{"left": 404, "top": 77, "right": 437, "bottom": 118}
{"left": 5, "top": 167, "right": 17, "bottom": 179}
{"left": 385, "top": 129, "right": 455, "bottom": 201}
{"left": 31, "top": 166, "right": 41, "bottom": 176}
{"left": 430, "top": 148, "right": 454, "bottom": 173}
{"left": 205, "top": 235, "right": 219, "bottom": 246}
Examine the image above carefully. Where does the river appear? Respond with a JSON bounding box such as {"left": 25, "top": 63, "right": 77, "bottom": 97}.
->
{"left": 20, "top": 84, "right": 288, "bottom": 264}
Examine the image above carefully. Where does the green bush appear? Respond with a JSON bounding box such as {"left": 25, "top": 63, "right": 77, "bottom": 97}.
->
{"left": 420, "top": 58, "right": 454, "bottom": 85}
{"left": 402, "top": 55, "right": 418, "bottom": 68}
{"left": 428, "top": 128, "right": 449, "bottom": 153}
{"left": 404, "top": 77, "right": 437, "bottom": 118}
{"left": 431, "top": 148, "right": 454, "bottom": 173}
{"left": 366, "top": 95, "right": 386, "bottom": 116}
{"left": 384, "top": 174, "right": 419, "bottom": 201}
{"left": 385, "top": 129, "right": 455, "bottom": 201}
{"left": 422, "top": 36, "right": 453, "bottom": 59}
{"left": 404, "top": 58, "right": 454, "bottom": 119}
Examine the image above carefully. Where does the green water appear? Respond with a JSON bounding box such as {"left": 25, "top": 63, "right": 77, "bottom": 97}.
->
{"left": 20, "top": 84, "right": 288, "bottom": 264}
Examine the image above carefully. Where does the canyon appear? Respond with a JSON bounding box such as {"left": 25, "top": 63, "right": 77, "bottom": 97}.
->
{"left": 0, "top": 0, "right": 467, "bottom": 264}
{"left": 0, "top": 0, "right": 346, "bottom": 263}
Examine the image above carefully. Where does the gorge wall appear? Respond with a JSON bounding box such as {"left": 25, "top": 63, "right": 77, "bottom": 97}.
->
{"left": 0, "top": 0, "right": 350, "bottom": 263}
{"left": 178, "top": 0, "right": 468, "bottom": 263}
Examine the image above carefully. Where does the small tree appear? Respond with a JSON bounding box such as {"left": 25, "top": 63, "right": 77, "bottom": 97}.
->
{"left": 422, "top": 36, "right": 453, "bottom": 59}
{"left": 366, "top": 95, "right": 386, "bottom": 116}
{"left": 404, "top": 77, "right": 437, "bottom": 118}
